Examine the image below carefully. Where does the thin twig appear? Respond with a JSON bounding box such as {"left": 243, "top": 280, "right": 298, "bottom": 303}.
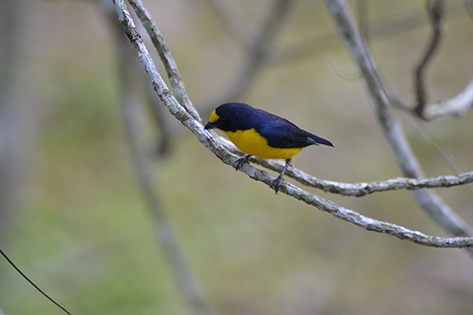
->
{"left": 266, "top": 161, "right": 473, "bottom": 197}
{"left": 414, "top": 0, "right": 444, "bottom": 118}
{"left": 112, "top": 0, "right": 473, "bottom": 249}
{"left": 217, "top": 136, "right": 473, "bottom": 197}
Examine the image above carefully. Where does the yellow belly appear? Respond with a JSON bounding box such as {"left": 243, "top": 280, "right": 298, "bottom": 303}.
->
{"left": 223, "top": 129, "right": 304, "bottom": 160}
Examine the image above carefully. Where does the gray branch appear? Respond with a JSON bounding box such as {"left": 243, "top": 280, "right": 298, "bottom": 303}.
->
{"left": 216, "top": 136, "right": 473, "bottom": 196}
{"left": 420, "top": 79, "right": 473, "bottom": 120}
{"left": 112, "top": 0, "right": 473, "bottom": 249}
{"left": 261, "top": 160, "right": 473, "bottom": 196}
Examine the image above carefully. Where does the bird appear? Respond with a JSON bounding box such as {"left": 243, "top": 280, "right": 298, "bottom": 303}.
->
{"left": 204, "top": 102, "right": 333, "bottom": 193}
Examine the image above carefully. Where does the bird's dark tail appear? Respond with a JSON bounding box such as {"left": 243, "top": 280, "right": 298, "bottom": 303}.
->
{"left": 307, "top": 132, "right": 334, "bottom": 147}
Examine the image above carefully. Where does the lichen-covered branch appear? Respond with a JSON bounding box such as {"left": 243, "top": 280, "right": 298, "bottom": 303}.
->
{"left": 217, "top": 136, "right": 473, "bottom": 197}
{"left": 266, "top": 161, "right": 473, "bottom": 197}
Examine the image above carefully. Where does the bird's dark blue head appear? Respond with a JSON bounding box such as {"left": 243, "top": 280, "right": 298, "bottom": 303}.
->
{"left": 205, "top": 102, "right": 255, "bottom": 132}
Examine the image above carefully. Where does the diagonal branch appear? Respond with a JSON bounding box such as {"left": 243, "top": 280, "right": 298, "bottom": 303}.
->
{"left": 111, "top": 0, "right": 473, "bottom": 249}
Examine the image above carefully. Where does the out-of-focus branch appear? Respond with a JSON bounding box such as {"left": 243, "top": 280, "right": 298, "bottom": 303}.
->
{"left": 200, "top": 0, "right": 254, "bottom": 48}
{"left": 0, "top": 0, "right": 20, "bottom": 229}
{"left": 392, "top": 0, "right": 473, "bottom": 121}
{"left": 323, "top": 0, "right": 473, "bottom": 256}
{"left": 116, "top": 2, "right": 174, "bottom": 154}
{"left": 0, "top": 0, "right": 41, "bottom": 231}
{"left": 414, "top": 0, "right": 444, "bottom": 118}
{"left": 202, "top": 0, "right": 293, "bottom": 110}
{"left": 112, "top": 0, "right": 473, "bottom": 249}
{"left": 106, "top": 2, "right": 215, "bottom": 315}
{"left": 420, "top": 79, "right": 473, "bottom": 120}
{"left": 269, "top": 3, "right": 467, "bottom": 65}
{"left": 356, "top": 0, "right": 370, "bottom": 45}
{"left": 106, "top": 0, "right": 172, "bottom": 156}
{"left": 144, "top": 78, "right": 172, "bottom": 156}
{"left": 464, "top": 0, "right": 473, "bottom": 22}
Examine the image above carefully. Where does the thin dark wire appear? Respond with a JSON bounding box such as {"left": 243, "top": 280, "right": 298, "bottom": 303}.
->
{"left": 0, "top": 249, "right": 72, "bottom": 315}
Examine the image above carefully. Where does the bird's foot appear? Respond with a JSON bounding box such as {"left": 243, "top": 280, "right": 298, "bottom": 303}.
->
{"left": 271, "top": 175, "right": 284, "bottom": 194}
{"left": 270, "top": 158, "right": 291, "bottom": 194}
{"left": 234, "top": 154, "right": 251, "bottom": 171}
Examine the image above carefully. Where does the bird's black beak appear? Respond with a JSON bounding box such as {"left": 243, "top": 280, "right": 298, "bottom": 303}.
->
{"left": 204, "top": 121, "right": 216, "bottom": 129}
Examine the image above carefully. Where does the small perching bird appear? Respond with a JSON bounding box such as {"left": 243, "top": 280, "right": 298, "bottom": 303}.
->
{"left": 205, "top": 102, "right": 333, "bottom": 193}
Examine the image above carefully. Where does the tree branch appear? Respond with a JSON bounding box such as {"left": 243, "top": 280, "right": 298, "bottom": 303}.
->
{"left": 265, "top": 162, "right": 473, "bottom": 197}
{"left": 419, "top": 78, "right": 473, "bottom": 120}
{"left": 112, "top": 0, "right": 473, "bottom": 249}
{"left": 217, "top": 136, "right": 473, "bottom": 197}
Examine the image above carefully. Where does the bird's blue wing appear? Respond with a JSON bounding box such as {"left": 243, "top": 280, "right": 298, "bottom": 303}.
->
{"left": 256, "top": 115, "right": 312, "bottom": 149}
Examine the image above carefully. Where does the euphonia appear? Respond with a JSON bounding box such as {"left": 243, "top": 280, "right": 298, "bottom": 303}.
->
{"left": 205, "top": 102, "right": 333, "bottom": 193}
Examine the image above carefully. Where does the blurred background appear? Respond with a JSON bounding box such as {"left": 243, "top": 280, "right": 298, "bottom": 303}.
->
{"left": 1, "top": 0, "right": 473, "bottom": 314}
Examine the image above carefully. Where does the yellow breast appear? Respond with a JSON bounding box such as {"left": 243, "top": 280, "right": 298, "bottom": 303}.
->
{"left": 223, "top": 129, "right": 304, "bottom": 160}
